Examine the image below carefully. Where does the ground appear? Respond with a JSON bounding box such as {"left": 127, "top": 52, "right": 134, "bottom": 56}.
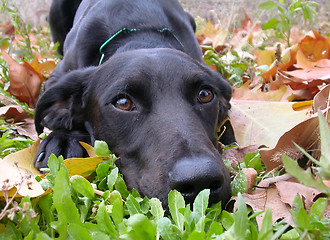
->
{"left": 1, "top": 0, "right": 328, "bottom": 27}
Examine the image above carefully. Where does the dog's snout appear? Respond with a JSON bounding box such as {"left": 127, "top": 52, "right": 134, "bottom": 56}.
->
{"left": 169, "top": 156, "right": 228, "bottom": 205}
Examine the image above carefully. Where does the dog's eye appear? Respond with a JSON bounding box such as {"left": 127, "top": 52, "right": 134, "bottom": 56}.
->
{"left": 114, "top": 97, "right": 135, "bottom": 111}
{"left": 198, "top": 88, "right": 214, "bottom": 103}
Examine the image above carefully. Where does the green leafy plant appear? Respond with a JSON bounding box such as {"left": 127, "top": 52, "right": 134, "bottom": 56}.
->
{"left": 0, "top": 0, "right": 34, "bottom": 60}
{"left": 203, "top": 46, "right": 254, "bottom": 87}
{"left": 281, "top": 111, "right": 330, "bottom": 239}
{"left": 1, "top": 140, "right": 329, "bottom": 239}
{"left": 259, "top": 0, "right": 319, "bottom": 46}
{"left": 0, "top": 121, "right": 33, "bottom": 158}
{"left": 282, "top": 110, "right": 330, "bottom": 196}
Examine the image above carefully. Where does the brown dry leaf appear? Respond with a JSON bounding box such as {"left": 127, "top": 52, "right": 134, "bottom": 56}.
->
{"left": 64, "top": 156, "right": 113, "bottom": 178}
{"left": 242, "top": 168, "right": 257, "bottom": 193}
{"left": 0, "top": 139, "right": 51, "bottom": 197}
{"left": 233, "top": 174, "right": 293, "bottom": 227}
{"left": 237, "top": 174, "right": 329, "bottom": 227}
{"left": 283, "top": 65, "right": 330, "bottom": 82}
{"left": 259, "top": 113, "right": 319, "bottom": 170}
{"left": 313, "top": 84, "right": 330, "bottom": 111}
{"left": 0, "top": 104, "right": 31, "bottom": 122}
{"left": 1, "top": 49, "right": 43, "bottom": 107}
{"left": 289, "top": 26, "right": 305, "bottom": 45}
{"left": 16, "top": 118, "right": 38, "bottom": 141}
{"left": 273, "top": 71, "right": 318, "bottom": 98}
{"left": 276, "top": 181, "right": 322, "bottom": 211}
{"left": 229, "top": 99, "right": 313, "bottom": 148}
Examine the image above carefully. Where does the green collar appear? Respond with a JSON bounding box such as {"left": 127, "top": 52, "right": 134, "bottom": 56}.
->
{"left": 98, "top": 27, "right": 185, "bottom": 65}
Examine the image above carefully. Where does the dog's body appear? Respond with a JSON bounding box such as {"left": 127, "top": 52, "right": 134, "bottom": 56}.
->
{"left": 35, "top": 0, "right": 234, "bottom": 207}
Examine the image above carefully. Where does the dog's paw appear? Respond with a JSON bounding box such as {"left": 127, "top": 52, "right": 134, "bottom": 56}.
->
{"left": 34, "top": 130, "right": 91, "bottom": 170}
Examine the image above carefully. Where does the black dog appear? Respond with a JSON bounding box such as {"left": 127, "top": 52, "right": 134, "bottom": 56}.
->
{"left": 35, "top": 0, "right": 235, "bottom": 207}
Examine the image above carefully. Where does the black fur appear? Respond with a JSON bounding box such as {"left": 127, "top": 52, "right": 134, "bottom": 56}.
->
{"left": 36, "top": 0, "right": 235, "bottom": 207}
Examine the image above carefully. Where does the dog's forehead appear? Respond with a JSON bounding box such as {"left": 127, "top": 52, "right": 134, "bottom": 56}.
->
{"left": 95, "top": 48, "right": 217, "bottom": 89}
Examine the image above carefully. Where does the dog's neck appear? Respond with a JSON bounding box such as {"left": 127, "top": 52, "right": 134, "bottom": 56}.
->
{"left": 99, "top": 28, "right": 185, "bottom": 65}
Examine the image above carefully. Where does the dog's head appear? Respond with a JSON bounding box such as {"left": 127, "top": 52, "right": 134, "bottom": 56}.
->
{"left": 35, "top": 48, "right": 233, "bottom": 207}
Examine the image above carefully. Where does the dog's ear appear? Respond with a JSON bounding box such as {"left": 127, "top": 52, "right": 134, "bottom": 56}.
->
{"left": 35, "top": 67, "right": 96, "bottom": 134}
{"left": 185, "top": 11, "right": 196, "bottom": 32}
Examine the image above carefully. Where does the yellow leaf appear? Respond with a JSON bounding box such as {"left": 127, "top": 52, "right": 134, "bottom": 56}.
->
{"left": 79, "top": 142, "right": 97, "bottom": 157}
{"left": 254, "top": 49, "right": 275, "bottom": 66}
{"left": 64, "top": 156, "right": 112, "bottom": 177}
{"left": 0, "top": 139, "right": 51, "bottom": 198}
{"left": 3, "top": 139, "right": 41, "bottom": 176}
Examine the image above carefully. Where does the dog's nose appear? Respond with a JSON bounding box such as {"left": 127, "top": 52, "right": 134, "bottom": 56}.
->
{"left": 169, "top": 156, "right": 229, "bottom": 205}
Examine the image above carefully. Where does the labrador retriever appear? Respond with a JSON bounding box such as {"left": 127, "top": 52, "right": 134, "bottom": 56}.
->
{"left": 35, "top": 0, "right": 235, "bottom": 207}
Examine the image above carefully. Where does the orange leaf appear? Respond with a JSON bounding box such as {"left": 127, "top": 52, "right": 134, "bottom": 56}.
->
{"left": 299, "top": 30, "right": 330, "bottom": 63}
{"left": 260, "top": 63, "right": 277, "bottom": 82}
{"left": 1, "top": 49, "right": 43, "bottom": 107}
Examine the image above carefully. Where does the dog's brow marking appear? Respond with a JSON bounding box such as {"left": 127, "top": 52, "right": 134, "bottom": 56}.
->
{"left": 98, "top": 27, "right": 185, "bottom": 65}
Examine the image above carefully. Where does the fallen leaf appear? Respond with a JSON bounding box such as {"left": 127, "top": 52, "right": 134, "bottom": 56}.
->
{"left": 233, "top": 184, "right": 292, "bottom": 227}
{"left": 30, "top": 54, "right": 56, "bottom": 77}
{"left": 229, "top": 99, "right": 313, "bottom": 148}
{"left": 242, "top": 168, "right": 257, "bottom": 193}
{"left": 0, "top": 105, "right": 31, "bottom": 122}
{"left": 283, "top": 68, "right": 330, "bottom": 82}
{"left": 276, "top": 181, "right": 321, "bottom": 211}
{"left": 259, "top": 45, "right": 298, "bottom": 82}
{"left": 3, "top": 139, "right": 40, "bottom": 176}
{"left": 313, "top": 84, "right": 330, "bottom": 111}
{"left": 0, "top": 139, "right": 51, "bottom": 198}
{"left": 236, "top": 174, "right": 329, "bottom": 227}
{"left": 281, "top": 30, "right": 330, "bottom": 83}
{"left": 197, "top": 21, "right": 229, "bottom": 48}
{"left": 80, "top": 142, "right": 98, "bottom": 157}
{"left": 64, "top": 156, "right": 113, "bottom": 178}
{"left": 230, "top": 12, "right": 262, "bottom": 49}
{"left": 298, "top": 30, "right": 330, "bottom": 63}
{"left": 259, "top": 114, "right": 319, "bottom": 170}
{"left": 254, "top": 49, "right": 275, "bottom": 66}
{"left": 16, "top": 118, "right": 38, "bottom": 140}
{"left": 1, "top": 49, "right": 43, "bottom": 107}
{"left": 232, "top": 80, "right": 293, "bottom": 101}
